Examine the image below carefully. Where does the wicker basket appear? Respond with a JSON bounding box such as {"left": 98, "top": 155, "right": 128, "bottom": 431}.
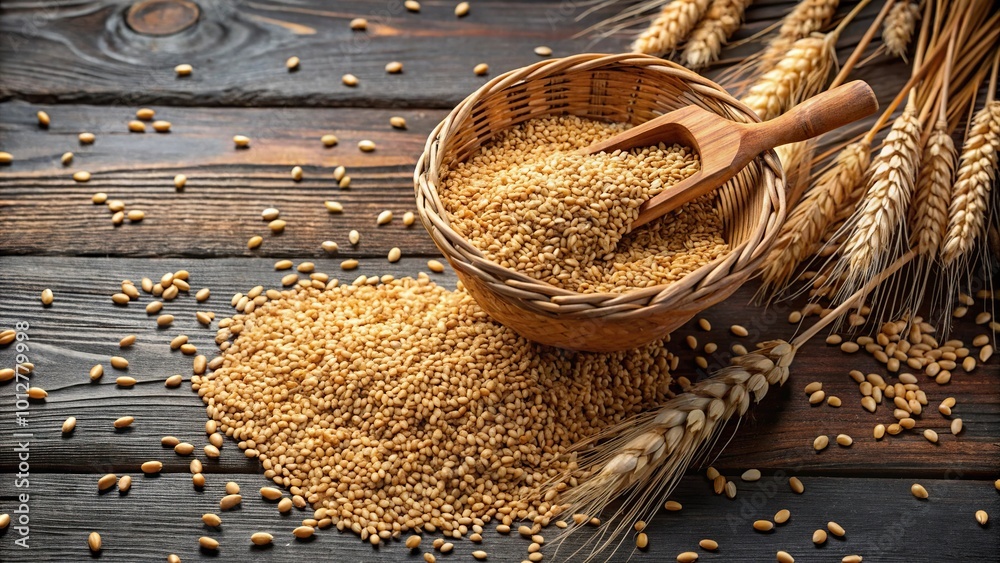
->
{"left": 414, "top": 53, "right": 786, "bottom": 352}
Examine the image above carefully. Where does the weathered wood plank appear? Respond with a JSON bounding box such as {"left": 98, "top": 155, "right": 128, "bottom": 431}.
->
{"left": 0, "top": 0, "right": 870, "bottom": 108}
{"left": 0, "top": 473, "right": 997, "bottom": 561}
{"left": 1, "top": 257, "right": 997, "bottom": 476}
{"left": 0, "top": 100, "right": 447, "bottom": 257}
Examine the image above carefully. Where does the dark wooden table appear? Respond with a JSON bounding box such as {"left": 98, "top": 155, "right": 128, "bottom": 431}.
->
{"left": 0, "top": 1, "right": 997, "bottom": 561}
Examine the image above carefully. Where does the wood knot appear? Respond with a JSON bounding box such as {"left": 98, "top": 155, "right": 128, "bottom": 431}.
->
{"left": 126, "top": 0, "right": 200, "bottom": 36}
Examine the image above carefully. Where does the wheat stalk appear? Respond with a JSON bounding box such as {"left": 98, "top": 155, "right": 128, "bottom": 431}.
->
{"left": 632, "top": 0, "right": 711, "bottom": 56}
{"left": 681, "top": 0, "right": 753, "bottom": 68}
{"left": 759, "top": 0, "right": 840, "bottom": 70}
{"left": 883, "top": 0, "right": 921, "bottom": 60}
{"left": 835, "top": 106, "right": 922, "bottom": 292}
{"left": 910, "top": 122, "right": 956, "bottom": 258}
{"left": 761, "top": 139, "right": 871, "bottom": 289}
{"left": 553, "top": 340, "right": 794, "bottom": 559}
{"left": 941, "top": 101, "right": 1000, "bottom": 267}
{"left": 741, "top": 34, "right": 837, "bottom": 121}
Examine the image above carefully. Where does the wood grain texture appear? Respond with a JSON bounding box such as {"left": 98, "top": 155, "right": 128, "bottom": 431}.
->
{"left": 0, "top": 472, "right": 997, "bottom": 562}
{"left": 1, "top": 257, "right": 996, "bottom": 477}
{"left": 0, "top": 0, "right": 819, "bottom": 109}
{"left": 0, "top": 100, "right": 446, "bottom": 257}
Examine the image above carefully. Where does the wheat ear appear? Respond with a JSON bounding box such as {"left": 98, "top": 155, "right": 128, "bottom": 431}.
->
{"left": 835, "top": 106, "right": 922, "bottom": 294}
{"left": 941, "top": 101, "right": 1000, "bottom": 267}
{"left": 681, "top": 0, "right": 753, "bottom": 68}
{"left": 553, "top": 341, "right": 794, "bottom": 559}
{"left": 632, "top": 0, "right": 711, "bottom": 56}
{"left": 741, "top": 34, "right": 837, "bottom": 121}
{"left": 910, "top": 122, "right": 956, "bottom": 258}
{"left": 759, "top": 0, "right": 840, "bottom": 70}
{"left": 761, "top": 139, "right": 871, "bottom": 289}
{"left": 882, "top": 0, "right": 921, "bottom": 60}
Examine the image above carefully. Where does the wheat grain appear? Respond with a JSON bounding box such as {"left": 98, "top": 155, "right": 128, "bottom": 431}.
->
{"left": 682, "top": 0, "right": 752, "bottom": 68}
{"left": 941, "top": 101, "right": 1000, "bottom": 267}
{"left": 836, "top": 107, "right": 921, "bottom": 290}
{"left": 741, "top": 35, "right": 836, "bottom": 121}
{"left": 632, "top": 0, "right": 711, "bottom": 56}
{"left": 762, "top": 140, "right": 871, "bottom": 289}
{"left": 883, "top": 1, "right": 920, "bottom": 60}
{"left": 760, "top": 0, "right": 839, "bottom": 70}
{"left": 910, "top": 122, "right": 955, "bottom": 257}
{"left": 554, "top": 341, "right": 794, "bottom": 556}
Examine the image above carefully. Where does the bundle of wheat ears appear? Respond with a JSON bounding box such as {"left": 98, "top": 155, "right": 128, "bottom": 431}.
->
{"left": 550, "top": 0, "right": 999, "bottom": 555}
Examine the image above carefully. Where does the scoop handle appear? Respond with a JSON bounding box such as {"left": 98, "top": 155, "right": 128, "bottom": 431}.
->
{"left": 744, "top": 81, "right": 879, "bottom": 152}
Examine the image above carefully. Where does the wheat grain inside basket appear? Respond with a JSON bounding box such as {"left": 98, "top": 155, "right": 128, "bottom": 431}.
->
{"left": 414, "top": 53, "right": 786, "bottom": 353}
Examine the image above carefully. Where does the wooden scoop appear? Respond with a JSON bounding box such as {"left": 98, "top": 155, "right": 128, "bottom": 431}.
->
{"left": 580, "top": 80, "right": 879, "bottom": 231}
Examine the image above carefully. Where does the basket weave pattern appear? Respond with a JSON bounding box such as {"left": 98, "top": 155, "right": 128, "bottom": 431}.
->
{"left": 415, "top": 53, "right": 786, "bottom": 352}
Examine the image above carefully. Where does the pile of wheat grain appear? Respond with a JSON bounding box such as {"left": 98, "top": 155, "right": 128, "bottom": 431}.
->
{"left": 438, "top": 115, "right": 729, "bottom": 294}
{"left": 195, "top": 274, "right": 676, "bottom": 539}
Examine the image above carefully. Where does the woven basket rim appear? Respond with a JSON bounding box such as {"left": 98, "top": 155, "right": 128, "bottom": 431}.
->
{"left": 414, "top": 52, "right": 786, "bottom": 315}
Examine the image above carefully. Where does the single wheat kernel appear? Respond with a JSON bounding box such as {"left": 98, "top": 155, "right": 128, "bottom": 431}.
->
{"left": 73, "top": 170, "right": 91, "bottom": 182}
{"left": 246, "top": 235, "right": 263, "bottom": 249}
{"left": 812, "top": 529, "right": 827, "bottom": 544}
{"left": 89, "top": 364, "right": 104, "bottom": 381}
{"left": 813, "top": 435, "right": 829, "bottom": 451}
{"left": 699, "top": 539, "right": 718, "bottom": 550}
{"left": 233, "top": 135, "right": 250, "bottom": 148}
{"left": 753, "top": 520, "right": 774, "bottom": 532}
{"left": 874, "top": 424, "right": 886, "bottom": 439}
{"left": 98, "top": 473, "right": 118, "bottom": 491}
{"left": 161, "top": 436, "right": 180, "bottom": 447}
{"left": 827, "top": 522, "right": 845, "bottom": 537}
{"left": 386, "top": 247, "right": 402, "bottom": 263}
{"left": 0, "top": 151, "right": 11, "bottom": 164}
{"left": 126, "top": 209, "right": 145, "bottom": 222}
{"left": 534, "top": 45, "right": 552, "bottom": 56}
{"left": 827, "top": 396, "right": 842, "bottom": 407}
{"left": 116, "top": 376, "right": 137, "bottom": 388}
{"left": 293, "top": 526, "right": 314, "bottom": 539}
{"left": 774, "top": 509, "right": 790, "bottom": 524}
{"left": 268, "top": 219, "right": 286, "bottom": 233}
{"left": 789, "top": 477, "right": 804, "bottom": 494}
{"left": 405, "top": 0, "right": 420, "bottom": 11}
{"left": 424, "top": 554, "right": 436, "bottom": 563}
{"left": 349, "top": 230, "right": 360, "bottom": 245}
{"left": 37, "top": 110, "right": 50, "bottom": 127}
{"left": 911, "top": 483, "right": 929, "bottom": 498}
{"left": 88, "top": 531, "right": 102, "bottom": 552}
{"left": 981, "top": 345, "right": 993, "bottom": 363}
{"left": 664, "top": 500, "right": 683, "bottom": 511}
{"left": 730, "top": 324, "right": 749, "bottom": 337}
{"left": 742, "top": 469, "right": 761, "bottom": 482}
{"left": 136, "top": 108, "right": 155, "bottom": 120}
{"left": 220, "top": 494, "right": 242, "bottom": 510}
{"left": 92, "top": 192, "right": 108, "bottom": 204}
{"left": 277, "top": 497, "right": 293, "bottom": 513}
{"left": 342, "top": 74, "right": 359, "bottom": 86}
{"left": 472, "top": 551, "right": 487, "bottom": 560}
{"left": 261, "top": 487, "right": 282, "bottom": 500}
{"left": 39, "top": 288, "right": 54, "bottom": 306}
{"left": 924, "top": 429, "right": 939, "bottom": 443}
{"left": 455, "top": 1, "right": 470, "bottom": 16}
{"left": 474, "top": 63, "right": 489, "bottom": 75}
{"left": 777, "top": 551, "right": 794, "bottom": 563}
{"left": 286, "top": 56, "right": 300, "bottom": 70}
{"left": 350, "top": 17, "right": 368, "bottom": 30}
{"left": 225, "top": 481, "right": 240, "bottom": 495}
{"left": 950, "top": 418, "right": 963, "bottom": 435}
{"left": 150, "top": 120, "right": 171, "bottom": 132}
{"left": 62, "top": 417, "right": 77, "bottom": 433}
{"left": 110, "top": 356, "right": 129, "bottom": 369}
{"left": 390, "top": 116, "right": 407, "bottom": 129}
{"left": 79, "top": 132, "right": 96, "bottom": 144}
{"left": 61, "top": 151, "right": 73, "bottom": 165}
{"left": 976, "top": 510, "right": 989, "bottom": 525}
{"left": 633, "top": 532, "right": 648, "bottom": 549}
{"left": 128, "top": 120, "right": 146, "bottom": 132}
{"left": 118, "top": 475, "right": 132, "bottom": 492}
{"left": 841, "top": 342, "right": 860, "bottom": 353}
{"left": 291, "top": 166, "right": 303, "bottom": 181}
{"left": 359, "top": 140, "right": 376, "bottom": 152}
{"left": 836, "top": 434, "right": 853, "bottom": 447}
{"left": 199, "top": 536, "right": 219, "bottom": 550}
{"left": 174, "top": 64, "right": 193, "bottom": 76}
{"left": 261, "top": 208, "right": 280, "bottom": 221}
{"left": 157, "top": 314, "right": 174, "bottom": 327}
{"left": 976, "top": 312, "right": 992, "bottom": 325}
